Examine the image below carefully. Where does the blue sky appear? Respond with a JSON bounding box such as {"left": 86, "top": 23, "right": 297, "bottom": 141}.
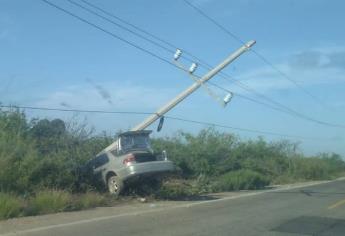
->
{"left": 1, "top": 0, "right": 344, "bottom": 156}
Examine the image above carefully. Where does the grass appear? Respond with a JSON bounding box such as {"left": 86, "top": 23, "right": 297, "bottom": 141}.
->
{"left": 0, "top": 193, "right": 23, "bottom": 220}
{"left": 0, "top": 190, "right": 112, "bottom": 220}
{"left": 74, "top": 192, "right": 107, "bottom": 210}
{"left": 212, "top": 170, "right": 270, "bottom": 191}
{"left": 155, "top": 179, "right": 199, "bottom": 200}
{"left": 27, "top": 190, "right": 72, "bottom": 215}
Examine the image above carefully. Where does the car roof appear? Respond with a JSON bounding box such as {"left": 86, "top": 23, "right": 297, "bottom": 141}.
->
{"left": 119, "top": 130, "right": 152, "bottom": 137}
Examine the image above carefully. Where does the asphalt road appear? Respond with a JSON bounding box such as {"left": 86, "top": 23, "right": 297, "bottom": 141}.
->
{"left": 2, "top": 179, "right": 345, "bottom": 236}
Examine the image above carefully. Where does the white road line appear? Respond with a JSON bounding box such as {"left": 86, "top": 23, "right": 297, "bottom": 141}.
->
{"left": 1, "top": 179, "right": 339, "bottom": 236}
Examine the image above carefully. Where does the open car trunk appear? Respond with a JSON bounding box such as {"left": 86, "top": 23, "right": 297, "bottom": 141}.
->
{"left": 133, "top": 152, "right": 157, "bottom": 163}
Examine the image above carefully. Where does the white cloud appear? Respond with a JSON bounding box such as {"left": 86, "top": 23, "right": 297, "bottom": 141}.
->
{"left": 224, "top": 47, "right": 345, "bottom": 94}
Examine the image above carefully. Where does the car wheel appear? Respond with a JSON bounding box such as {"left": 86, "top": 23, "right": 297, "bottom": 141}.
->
{"left": 107, "top": 175, "right": 123, "bottom": 196}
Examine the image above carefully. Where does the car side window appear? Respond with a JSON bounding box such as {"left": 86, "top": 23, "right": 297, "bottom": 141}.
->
{"left": 110, "top": 150, "right": 118, "bottom": 157}
{"left": 93, "top": 154, "right": 109, "bottom": 168}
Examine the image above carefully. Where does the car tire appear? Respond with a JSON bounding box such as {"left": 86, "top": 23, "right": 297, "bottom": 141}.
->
{"left": 107, "top": 175, "right": 123, "bottom": 196}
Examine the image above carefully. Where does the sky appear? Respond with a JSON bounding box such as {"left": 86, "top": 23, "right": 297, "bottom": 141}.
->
{"left": 1, "top": 0, "right": 344, "bottom": 156}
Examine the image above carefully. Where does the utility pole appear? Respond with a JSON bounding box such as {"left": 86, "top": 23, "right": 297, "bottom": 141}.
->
{"left": 103, "top": 40, "right": 256, "bottom": 152}
{"left": 132, "top": 40, "right": 256, "bottom": 131}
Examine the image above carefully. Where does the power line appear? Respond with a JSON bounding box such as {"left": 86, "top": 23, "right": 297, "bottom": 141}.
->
{"left": 40, "top": 0, "right": 279, "bottom": 114}
{"left": 211, "top": 78, "right": 314, "bottom": 120}
{"left": 40, "top": 0, "right": 345, "bottom": 129}
{"left": 67, "top": 0, "right": 208, "bottom": 68}
{"left": 165, "top": 116, "right": 322, "bottom": 141}
{"left": 0, "top": 105, "right": 153, "bottom": 115}
{"left": 182, "top": 0, "right": 330, "bottom": 109}
{"left": 66, "top": 0, "right": 176, "bottom": 55}
{"left": 182, "top": 0, "right": 246, "bottom": 45}
{"left": 213, "top": 73, "right": 307, "bottom": 115}
{"left": 207, "top": 81, "right": 293, "bottom": 114}
{"left": 250, "top": 50, "right": 331, "bottom": 109}
{"left": 41, "top": 0, "right": 284, "bottom": 114}
{"left": 79, "top": 0, "right": 176, "bottom": 50}
{"left": 40, "top": 0, "right": 180, "bottom": 71}
{"left": 208, "top": 80, "right": 345, "bottom": 128}
{"left": 0, "top": 104, "right": 325, "bottom": 141}
{"left": 70, "top": 0, "right": 345, "bottom": 128}
{"left": 78, "top": 0, "right": 215, "bottom": 67}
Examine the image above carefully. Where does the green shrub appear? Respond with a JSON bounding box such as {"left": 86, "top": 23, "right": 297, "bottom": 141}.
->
{"left": 27, "top": 190, "right": 72, "bottom": 215}
{"left": 0, "top": 193, "right": 22, "bottom": 220}
{"left": 213, "top": 169, "right": 270, "bottom": 191}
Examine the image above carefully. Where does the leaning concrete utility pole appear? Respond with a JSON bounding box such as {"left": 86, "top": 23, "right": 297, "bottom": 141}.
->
{"left": 132, "top": 40, "right": 256, "bottom": 131}
{"left": 103, "top": 40, "right": 255, "bottom": 152}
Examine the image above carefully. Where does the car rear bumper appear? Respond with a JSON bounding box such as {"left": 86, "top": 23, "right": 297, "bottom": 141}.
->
{"left": 118, "top": 161, "right": 175, "bottom": 181}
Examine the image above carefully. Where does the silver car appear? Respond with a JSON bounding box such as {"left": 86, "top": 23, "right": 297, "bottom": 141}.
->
{"left": 88, "top": 130, "right": 175, "bottom": 195}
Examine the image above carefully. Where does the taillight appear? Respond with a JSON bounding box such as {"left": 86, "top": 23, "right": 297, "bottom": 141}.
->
{"left": 123, "top": 153, "right": 136, "bottom": 165}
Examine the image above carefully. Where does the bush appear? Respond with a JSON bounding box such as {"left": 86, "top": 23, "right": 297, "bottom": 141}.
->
{"left": 152, "top": 128, "right": 238, "bottom": 177}
{"left": 212, "top": 170, "right": 270, "bottom": 191}
{"left": 27, "top": 190, "right": 72, "bottom": 215}
{"left": 0, "top": 193, "right": 23, "bottom": 220}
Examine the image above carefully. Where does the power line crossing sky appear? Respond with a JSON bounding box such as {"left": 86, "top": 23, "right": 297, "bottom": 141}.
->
{"left": 1, "top": 0, "right": 344, "bottom": 156}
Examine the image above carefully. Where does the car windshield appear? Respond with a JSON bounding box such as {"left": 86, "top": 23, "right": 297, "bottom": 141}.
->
{"left": 121, "top": 134, "right": 150, "bottom": 150}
